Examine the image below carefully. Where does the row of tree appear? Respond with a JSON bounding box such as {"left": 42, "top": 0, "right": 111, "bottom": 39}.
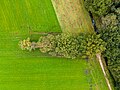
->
{"left": 19, "top": 33, "right": 106, "bottom": 59}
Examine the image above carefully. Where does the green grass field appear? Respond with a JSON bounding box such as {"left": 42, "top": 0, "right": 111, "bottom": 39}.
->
{"left": 0, "top": 0, "right": 108, "bottom": 90}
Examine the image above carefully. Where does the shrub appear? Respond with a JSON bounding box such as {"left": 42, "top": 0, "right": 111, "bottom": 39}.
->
{"left": 101, "top": 13, "right": 118, "bottom": 28}
{"left": 38, "top": 34, "right": 56, "bottom": 53}
{"left": 19, "top": 38, "right": 35, "bottom": 51}
{"left": 83, "top": 34, "right": 106, "bottom": 58}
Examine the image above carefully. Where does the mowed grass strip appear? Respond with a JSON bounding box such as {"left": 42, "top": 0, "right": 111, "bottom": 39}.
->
{"left": 88, "top": 59, "right": 109, "bottom": 90}
{"left": 0, "top": 0, "right": 108, "bottom": 90}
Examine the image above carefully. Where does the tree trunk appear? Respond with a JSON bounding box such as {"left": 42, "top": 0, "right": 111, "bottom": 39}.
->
{"left": 51, "top": 0, "right": 94, "bottom": 34}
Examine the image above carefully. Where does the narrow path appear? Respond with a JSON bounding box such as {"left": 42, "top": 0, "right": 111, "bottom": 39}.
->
{"left": 96, "top": 54, "right": 112, "bottom": 90}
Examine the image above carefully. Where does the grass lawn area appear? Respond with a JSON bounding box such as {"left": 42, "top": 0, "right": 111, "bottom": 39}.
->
{"left": 0, "top": 0, "right": 108, "bottom": 90}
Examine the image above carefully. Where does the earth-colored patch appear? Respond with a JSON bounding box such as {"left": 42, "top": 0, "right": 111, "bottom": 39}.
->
{"left": 51, "top": 0, "right": 94, "bottom": 34}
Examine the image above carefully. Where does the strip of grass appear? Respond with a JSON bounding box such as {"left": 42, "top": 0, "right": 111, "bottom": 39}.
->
{"left": 88, "top": 58, "right": 109, "bottom": 90}
{"left": 0, "top": 0, "right": 108, "bottom": 90}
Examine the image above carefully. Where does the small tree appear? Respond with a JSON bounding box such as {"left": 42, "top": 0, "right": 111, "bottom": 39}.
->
{"left": 19, "top": 38, "right": 38, "bottom": 51}
{"left": 38, "top": 34, "right": 56, "bottom": 53}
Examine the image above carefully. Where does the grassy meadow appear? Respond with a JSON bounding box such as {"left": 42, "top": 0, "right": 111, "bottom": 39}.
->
{"left": 0, "top": 0, "right": 108, "bottom": 90}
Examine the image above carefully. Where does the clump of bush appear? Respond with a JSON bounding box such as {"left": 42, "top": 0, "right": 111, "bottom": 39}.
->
{"left": 19, "top": 37, "right": 38, "bottom": 51}
{"left": 38, "top": 34, "right": 56, "bottom": 53}
{"left": 19, "top": 33, "right": 106, "bottom": 59}
{"left": 83, "top": 34, "right": 106, "bottom": 58}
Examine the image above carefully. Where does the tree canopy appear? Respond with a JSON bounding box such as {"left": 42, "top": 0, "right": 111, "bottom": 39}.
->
{"left": 84, "top": 0, "right": 112, "bottom": 16}
{"left": 19, "top": 33, "right": 106, "bottom": 59}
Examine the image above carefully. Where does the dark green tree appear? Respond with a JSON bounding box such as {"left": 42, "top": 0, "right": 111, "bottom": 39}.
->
{"left": 100, "top": 27, "right": 120, "bottom": 86}
{"left": 99, "top": 7, "right": 120, "bottom": 87}
{"left": 84, "top": 0, "right": 112, "bottom": 16}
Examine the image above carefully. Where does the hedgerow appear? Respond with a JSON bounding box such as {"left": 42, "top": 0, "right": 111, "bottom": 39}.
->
{"left": 19, "top": 33, "right": 106, "bottom": 59}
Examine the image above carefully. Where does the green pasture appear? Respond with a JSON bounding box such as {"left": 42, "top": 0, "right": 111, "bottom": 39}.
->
{"left": 0, "top": 0, "right": 61, "bottom": 33}
{"left": 0, "top": 0, "right": 108, "bottom": 90}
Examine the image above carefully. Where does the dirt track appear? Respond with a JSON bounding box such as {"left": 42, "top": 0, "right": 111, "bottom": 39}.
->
{"left": 96, "top": 54, "right": 112, "bottom": 90}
